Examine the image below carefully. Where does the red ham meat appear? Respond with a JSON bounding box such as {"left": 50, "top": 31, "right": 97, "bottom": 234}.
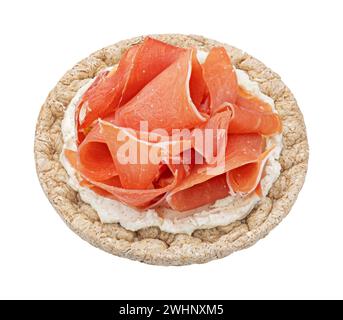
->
{"left": 114, "top": 49, "right": 209, "bottom": 132}
{"left": 166, "top": 174, "right": 230, "bottom": 212}
{"left": 76, "top": 37, "right": 187, "bottom": 143}
{"left": 65, "top": 38, "right": 282, "bottom": 212}
{"left": 202, "top": 47, "right": 238, "bottom": 113}
{"left": 165, "top": 133, "right": 271, "bottom": 211}
{"left": 192, "top": 107, "right": 232, "bottom": 164}
{"left": 236, "top": 86, "right": 273, "bottom": 112}
{"left": 98, "top": 120, "right": 191, "bottom": 190}
{"left": 228, "top": 103, "right": 282, "bottom": 135}
{"left": 225, "top": 134, "right": 274, "bottom": 194}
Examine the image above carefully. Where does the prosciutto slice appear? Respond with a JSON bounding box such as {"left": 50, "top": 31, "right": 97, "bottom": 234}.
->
{"left": 76, "top": 37, "right": 187, "bottom": 143}
{"left": 237, "top": 86, "right": 273, "bottom": 112}
{"left": 114, "top": 49, "right": 209, "bottom": 132}
{"left": 167, "top": 174, "right": 230, "bottom": 212}
{"left": 202, "top": 47, "right": 238, "bottom": 113}
{"left": 228, "top": 103, "right": 282, "bottom": 135}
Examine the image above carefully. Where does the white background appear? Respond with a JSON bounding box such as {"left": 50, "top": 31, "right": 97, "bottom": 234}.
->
{"left": 0, "top": 0, "right": 342, "bottom": 300}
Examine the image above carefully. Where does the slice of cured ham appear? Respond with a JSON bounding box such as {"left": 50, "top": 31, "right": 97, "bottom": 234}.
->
{"left": 166, "top": 174, "right": 229, "bottom": 212}
{"left": 76, "top": 37, "right": 187, "bottom": 143}
{"left": 236, "top": 86, "right": 273, "bottom": 112}
{"left": 224, "top": 134, "right": 275, "bottom": 195}
{"left": 98, "top": 120, "right": 191, "bottom": 190}
{"left": 165, "top": 135, "right": 274, "bottom": 211}
{"left": 114, "top": 49, "right": 209, "bottom": 132}
{"left": 192, "top": 108, "right": 232, "bottom": 164}
{"left": 202, "top": 47, "right": 238, "bottom": 113}
{"left": 227, "top": 149, "right": 273, "bottom": 194}
{"left": 228, "top": 103, "right": 282, "bottom": 135}
{"left": 166, "top": 134, "right": 269, "bottom": 204}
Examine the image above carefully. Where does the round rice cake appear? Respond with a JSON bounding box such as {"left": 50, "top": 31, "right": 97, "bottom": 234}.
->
{"left": 34, "top": 34, "right": 309, "bottom": 265}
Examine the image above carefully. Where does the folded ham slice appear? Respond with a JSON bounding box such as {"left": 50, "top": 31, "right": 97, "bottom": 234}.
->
{"left": 236, "top": 86, "right": 273, "bottom": 112}
{"left": 192, "top": 107, "right": 232, "bottom": 164}
{"left": 228, "top": 103, "right": 282, "bottom": 135}
{"left": 165, "top": 133, "right": 273, "bottom": 211}
{"left": 76, "top": 37, "right": 187, "bottom": 143}
{"left": 114, "top": 49, "right": 209, "bottom": 132}
{"left": 166, "top": 174, "right": 230, "bottom": 212}
{"left": 202, "top": 47, "right": 238, "bottom": 113}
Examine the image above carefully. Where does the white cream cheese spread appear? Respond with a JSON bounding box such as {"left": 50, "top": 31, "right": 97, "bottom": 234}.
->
{"left": 60, "top": 51, "right": 282, "bottom": 234}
